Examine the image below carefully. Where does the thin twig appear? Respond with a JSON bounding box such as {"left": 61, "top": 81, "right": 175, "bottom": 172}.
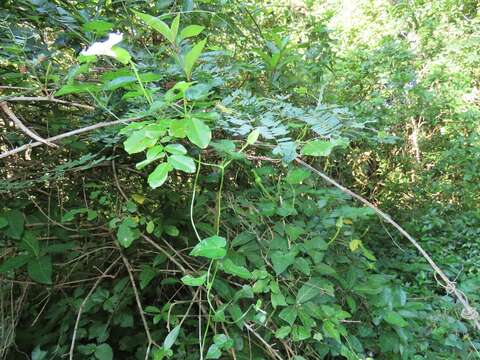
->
{"left": 69, "top": 257, "right": 120, "bottom": 360}
{"left": 118, "top": 247, "right": 158, "bottom": 360}
{"left": 1, "top": 96, "right": 94, "bottom": 110}
{"left": 295, "top": 157, "right": 480, "bottom": 330}
{"left": 244, "top": 323, "right": 284, "bottom": 360}
{"left": 1, "top": 102, "right": 57, "bottom": 147}
{"left": 0, "top": 115, "right": 144, "bottom": 159}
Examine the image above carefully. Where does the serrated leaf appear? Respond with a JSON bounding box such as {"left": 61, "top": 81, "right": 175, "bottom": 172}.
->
{"left": 148, "top": 163, "right": 173, "bottom": 188}
{"left": 168, "top": 154, "right": 196, "bottom": 173}
{"left": 186, "top": 117, "right": 211, "bottom": 149}
{"left": 190, "top": 236, "right": 226, "bottom": 259}
{"left": 27, "top": 256, "right": 52, "bottom": 285}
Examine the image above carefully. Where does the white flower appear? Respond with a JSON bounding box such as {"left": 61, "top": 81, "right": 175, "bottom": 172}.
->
{"left": 81, "top": 32, "right": 123, "bottom": 58}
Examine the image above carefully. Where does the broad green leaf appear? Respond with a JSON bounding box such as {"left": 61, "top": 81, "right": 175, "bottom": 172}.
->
{"left": 146, "top": 220, "right": 155, "bottom": 234}
{"left": 271, "top": 292, "right": 287, "bottom": 308}
{"left": 384, "top": 311, "right": 408, "bottom": 327}
{"left": 134, "top": 11, "right": 173, "bottom": 42}
{"left": 292, "top": 325, "right": 311, "bottom": 342}
{"left": 165, "top": 143, "right": 187, "bottom": 155}
{"left": 168, "top": 154, "right": 196, "bottom": 173}
{"left": 182, "top": 39, "right": 206, "bottom": 79}
{"left": 139, "top": 267, "right": 156, "bottom": 289}
{"left": 222, "top": 259, "right": 252, "bottom": 279}
{"left": 302, "top": 140, "right": 335, "bottom": 157}
{"left": 246, "top": 128, "right": 260, "bottom": 145}
{"left": 117, "top": 220, "right": 140, "bottom": 248}
{"left": 286, "top": 168, "right": 310, "bottom": 184}
{"left": 296, "top": 278, "right": 334, "bottom": 303}
{"left": 163, "top": 325, "right": 181, "bottom": 350}
{"left": 82, "top": 20, "right": 113, "bottom": 35}
{"left": 185, "top": 83, "right": 211, "bottom": 100}
{"left": 181, "top": 273, "right": 207, "bottom": 286}
{"left": 21, "top": 231, "right": 40, "bottom": 257}
{"left": 55, "top": 83, "right": 100, "bottom": 97}
{"left": 322, "top": 320, "right": 340, "bottom": 342}
{"left": 5, "top": 209, "right": 24, "bottom": 239}
{"left": 0, "top": 255, "right": 30, "bottom": 273}
{"left": 279, "top": 306, "right": 298, "bottom": 326}
{"left": 94, "top": 343, "right": 113, "bottom": 360}
{"left": 270, "top": 251, "right": 295, "bottom": 274}
{"left": 206, "top": 344, "right": 221, "bottom": 359}
{"left": 185, "top": 117, "right": 211, "bottom": 149}
{"left": 190, "top": 236, "right": 227, "bottom": 259}
{"left": 27, "top": 256, "right": 52, "bottom": 285}
{"left": 275, "top": 326, "right": 291, "bottom": 339}
{"left": 349, "top": 239, "right": 362, "bottom": 252}
{"left": 165, "top": 225, "right": 179, "bottom": 236}
{"left": 124, "top": 130, "right": 157, "bottom": 154}
{"left": 31, "top": 346, "right": 48, "bottom": 360}
{"left": 0, "top": 216, "right": 7, "bottom": 228}
{"left": 179, "top": 25, "right": 205, "bottom": 42}
{"left": 171, "top": 15, "right": 180, "bottom": 42}
{"left": 148, "top": 163, "right": 173, "bottom": 188}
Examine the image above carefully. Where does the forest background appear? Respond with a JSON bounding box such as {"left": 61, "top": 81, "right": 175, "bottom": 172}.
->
{"left": 1, "top": 0, "right": 479, "bottom": 359}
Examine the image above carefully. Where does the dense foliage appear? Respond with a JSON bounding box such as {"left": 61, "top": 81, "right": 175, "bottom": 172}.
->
{"left": 1, "top": 1, "right": 479, "bottom": 359}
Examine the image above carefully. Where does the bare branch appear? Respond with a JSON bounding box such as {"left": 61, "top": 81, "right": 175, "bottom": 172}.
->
{"left": 1, "top": 102, "right": 58, "bottom": 148}
{"left": 2, "top": 96, "right": 94, "bottom": 110}
{"left": 0, "top": 116, "right": 144, "bottom": 160}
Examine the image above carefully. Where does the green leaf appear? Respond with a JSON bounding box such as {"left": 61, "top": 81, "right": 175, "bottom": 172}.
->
{"left": 186, "top": 117, "right": 211, "bottom": 149}
{"left": 384, "top": 311, "right": 408, "bottom": 327}
{"left": 181, "top": 273, "right": 207, "bottom": 286}
{"left": 286, "top": 168, "right": 311, "bottom": 184}
{"left": 165, "top": 225, "right": 179, "bottom": 236}
{"left": 139, "top": 267, "right": 157, "bottom": 289}
{"left": 21, "top": 231, "right": 40, "bottom": 257}
{"left": 182, "top": 39, "right": 206, "bottom": 79}
{"left": 179, "top": 25, "right": 205, "bottom": 42}
{"left": 275, "top": 326, "right": 291, "bottom": 339}
{"left": 82, "top": 20, "right": 113, "bottom": 35}
{"left": 279, "top": 306, "right": 298, "bottom": 326}
{"left": 146, "top": 221, "right": 155, "bottom": 234}
{"left": 124, "top": 130, "right": 158, "bottom": 154}
{"left": 246, "top": 128, "right": 260, "bottom": 145}
{"left": 171, "top": 14, "right": 180, "bottom": 42}
{"left": 271, "top": 251, "right": 295, "bottom": 274}
{"left": 206, "top": 344, "right": 222, "bottom": 359}
{"left": 117, "top": 220, "right": 140, "bottom": 248}
{"left": 112, "top": 47, "right": 132, "bottom": 64}
{"left": 165, "top": 143, "right": 187, "bottom": 155}
{"left": 190, "top": 236, "right": 227, "bottom": 259}
{"left": 55, "top": 83, "right": 100, "bottom": 97}
{"left": 134, "top": 11, "right": 173, "bottom": 43}
{"left": 5, "top": 209, "right": 24, "bottom": 239}
{"left": 322, "top": 320, "right": 340, "bottom": 342}
{"left": 302, "top": 140, "right": 335, "bottom": 157}
{"left": 163, "top": 325, "right": 181, "bottom": 350}
{"left": 222, "top": 259, "right": 252, "bottom": 279}
{"left": 148, "top": 163, "right": 173, "bottom": 189}
{"left": 94, "top": 343, "right": 113, "bottom": 360}
{"left": 168, "top": 154, "right": 196, "bottom": 173}
{"left": 0, "top": 216, "right": 8, "bottom": 229}
{"left": 27, "top": 256, "right": 52, "bottom": 285}
{"left": 0, "top": 255, "right": 30, "bottom": 274}
{"left": 296, "top": 278, "right": 334, "bottom": 303}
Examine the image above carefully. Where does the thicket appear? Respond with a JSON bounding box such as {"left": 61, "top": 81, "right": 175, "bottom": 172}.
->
{"left": 1, "top": 1, "right": 479, "bottom": 359}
